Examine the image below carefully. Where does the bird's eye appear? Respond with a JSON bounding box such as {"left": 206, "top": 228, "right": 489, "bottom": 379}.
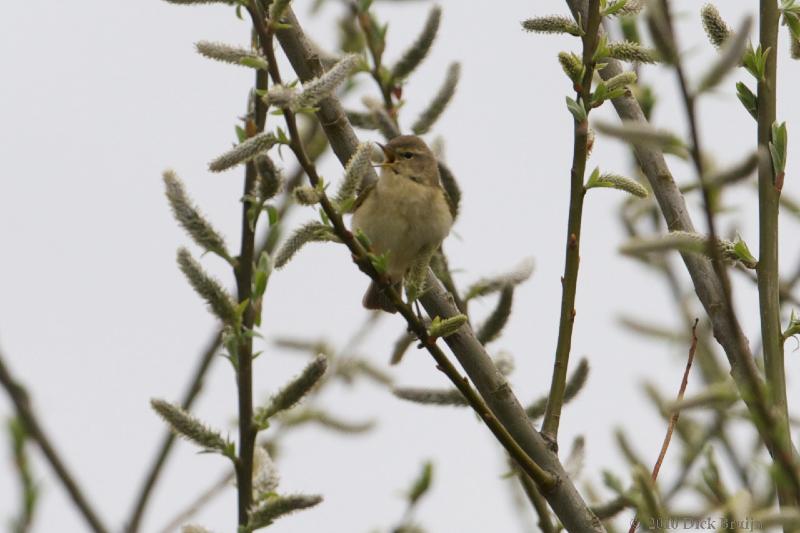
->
{"left": 401, "top": 152, "right": 414, "bottom": 159}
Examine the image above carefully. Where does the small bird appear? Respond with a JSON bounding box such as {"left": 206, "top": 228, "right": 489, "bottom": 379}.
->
{"left": 351, "top": 135, "right": 454, "bottom": 313}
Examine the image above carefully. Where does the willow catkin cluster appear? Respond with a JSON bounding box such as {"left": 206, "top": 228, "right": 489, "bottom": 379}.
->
{"left": 195, "top": 41, "right": 268, "bottom": 69}
{"left": 391, "top": 6, "right": 442, "bottom": 81}
{"left": 150, "top": 399, "right": 228, "bottom": 453}
{"left": 208, "top": 132, "right": 277, "bottom": 172}
{"left": 176, "top": 248, "right": 237, "bottom": 323}
{"left": 412, "top": 62, "right": 461, "bottom": 135}
{"left": 163, "top": 170, "right": 231, "bottom": 261}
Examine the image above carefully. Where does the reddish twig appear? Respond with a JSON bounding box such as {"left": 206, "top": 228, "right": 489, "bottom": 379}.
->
{"left": 629, "top": 318, "right": 698, "bottom": 533}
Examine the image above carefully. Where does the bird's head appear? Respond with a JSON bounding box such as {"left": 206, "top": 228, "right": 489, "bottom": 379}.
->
{"left": 377, "top": 135, "right": 440, "bottom": 187}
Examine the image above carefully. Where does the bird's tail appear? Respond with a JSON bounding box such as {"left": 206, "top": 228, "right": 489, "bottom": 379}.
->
{"left": 362, "top": 280, "right": 401, "bottom": 313}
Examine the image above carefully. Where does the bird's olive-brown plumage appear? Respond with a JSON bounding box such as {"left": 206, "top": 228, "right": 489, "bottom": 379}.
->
{"left": 351, "top": 136, "right": 453, "bottom": 312}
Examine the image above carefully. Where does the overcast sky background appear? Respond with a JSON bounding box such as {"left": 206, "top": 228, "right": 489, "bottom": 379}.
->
{"left": 1, "top": 1, "right": 799, "bottom": 532}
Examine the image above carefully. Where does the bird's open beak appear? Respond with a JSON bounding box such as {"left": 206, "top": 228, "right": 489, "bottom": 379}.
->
{"left": 376, "top": 142, "right": 396, "bottom": 167}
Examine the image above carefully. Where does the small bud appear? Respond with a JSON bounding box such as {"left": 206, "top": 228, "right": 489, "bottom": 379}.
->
{"left": 408, "top": 462, "right": 434, "bottom": 505}
{"left": 209, "top": 132, "right": 278, "bottom": 172}
{"left": 428, "top": 314, "right": 468, "bottom": 339}
{"left": 521, "top": 16, "right": 582, "bottom": 36}
{"left": 150, "top": 399, "right": 230, "bottom": 455}
{"left": 700, "top": 4, "right": 731, "bottom": 48}
{"left": 784, "top": 310, "right": 800, "bottom": 340}
{"left": 558, "top": 51, "right": 584, "bottom": 84}
{"left": 292, "top": 185, "right": 322, "bottom": 206}
{"left": 792, "top": 37, "right": 800, "bottom": 59}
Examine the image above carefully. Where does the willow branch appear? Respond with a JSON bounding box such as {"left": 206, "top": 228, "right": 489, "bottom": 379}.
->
{"left": 125, "top": 147, "right": 310, "bottom": 532}
{"left": 0, "top": 350, "right": 109, "bottom": 533}
{"left": 756, "top": 0, "right": 794, "bottom": 508}
{"left": 541, "top": 0, "right": 601, "bottom": 445}
{"left": 564, "top": 0, "right": 800, "bottom": 498}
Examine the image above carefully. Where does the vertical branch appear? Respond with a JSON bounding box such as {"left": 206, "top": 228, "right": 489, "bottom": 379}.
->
{"left": 756, "top": 0, "right": 793, "bottom": 506}
{"left": 233, "top": 8, "right": 271, "bottom": 525}
{"left": 541, "top": 0, "right": 602, "bottom": 445}
{"left": 0, "top": 352, "right": 109, "bottom": 533}
{"left": 660, "top": 0, "right": 800, "bottom": 505}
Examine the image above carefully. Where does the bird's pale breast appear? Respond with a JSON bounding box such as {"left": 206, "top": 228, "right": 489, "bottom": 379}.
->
{"left": 351, "top": 174, "right": 452, "bottom": 280}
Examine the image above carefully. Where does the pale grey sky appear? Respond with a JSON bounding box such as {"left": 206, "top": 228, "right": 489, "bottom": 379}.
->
{"left": 1, "top": 1, "right": 798, "bottom": 532}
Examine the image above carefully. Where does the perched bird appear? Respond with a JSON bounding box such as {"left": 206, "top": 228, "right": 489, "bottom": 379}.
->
{"left": 351, "top": 135, "right": 454, "bottom": 313}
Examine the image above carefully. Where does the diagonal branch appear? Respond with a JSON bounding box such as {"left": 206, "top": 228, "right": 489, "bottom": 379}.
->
{"left": 272, "top": 9, "right": 604, "bottom": 532}
{"left": 0, "top": 350, "right": 110, "bottom": 533}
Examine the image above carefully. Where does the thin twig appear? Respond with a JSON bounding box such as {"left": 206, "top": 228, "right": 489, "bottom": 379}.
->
{"left": 0, "top": 351, "right": 110, "bottom": 533}
{"left": 629, "top": 318, "right": 699, "bottom": 533}
{"left": 541, "top": 0, "right": 602, "bottom": 446}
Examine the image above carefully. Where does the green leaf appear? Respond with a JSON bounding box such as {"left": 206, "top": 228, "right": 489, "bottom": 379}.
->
{"left": 743, "top": 44, "right": 771, "bottom": 81}
{"left": 735, "top": 82, "right": 758, "bottom": 120}
{"left": 769, "top": 121, "right": 788, "bottom": 176}
{"left": 408, "top": 462, "right": 434, "bottom": 505}
{"left": 566, "top": 96, "right": 587, "bottom": 123}
{"left": 235, "top": 125, "right": 247, "bottom": 143}
{"left": 266, "top": 204, "right": 279, "bottom": 226}
{"left": 239, "top": 56, "right": 269, "bottom": 70}
{"left": 253, "top": 251, "right": 273, "bottom": 299}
